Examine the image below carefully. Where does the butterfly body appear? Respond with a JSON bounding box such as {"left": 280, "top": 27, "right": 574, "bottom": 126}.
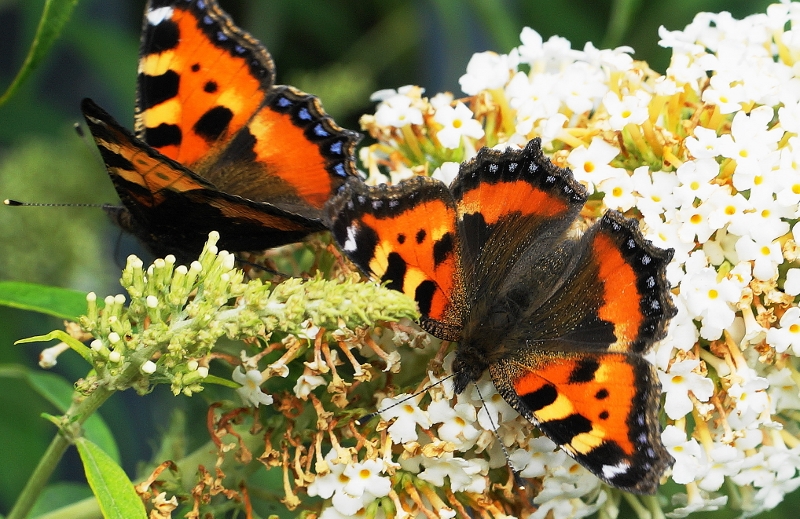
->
{"left": 325, "top": 138, "right": 676, "bottom": 494}
{"left": 83, "top": 0, "right": 360, "bottom": 262}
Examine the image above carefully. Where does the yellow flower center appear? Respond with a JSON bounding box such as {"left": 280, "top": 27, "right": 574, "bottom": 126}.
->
{"left": 584, "top": 162, "right": 595, "bottom": 173}
{"left": 708, "top": 289, "right": 719, "bottom": 299}
{"left": 690, "top": 213, "right": 702, "bottom": 224}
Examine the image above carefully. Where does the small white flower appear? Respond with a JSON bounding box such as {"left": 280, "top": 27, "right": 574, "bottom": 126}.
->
{"left": 232, "top": 367, "right": 273, "bottom": 407}
{"left": 418, "top": 453, "right": 488, "bottom": 493}
{"left": 379, "top": 395, "right": 432, "bottom": 444}
{"left": 39, "top": 342, "right": 70, "bottom": 368}
{"left": 659, "top": 359, "right": 715, "bottom": 419}
{"left": 374, "top": 94, "right": 423, "bottom": 128}
{"left": 433, "top": 102, "right": 484, "bottom": 149}
{"left": 341, "top": 459, "right": 391, "bottom": 500}
{"left": 680, "top": 267, "right": 741, "bottom": 339}
{"left": 459, "top": 51, "right": 517, "bottom": 95}
{"left": 597, "top": 173, "right": 636, "bottom": 211}
{"left": 728, "top": 374, "right": 770, "bottom": 416}
{"left": 784, "top": 268, "right": 800, "bottom": 296}
{"left": 293, "top": 373, "right": 326, "bottom": 400}
{"left": 602, "top": 91, "right": 649, "bottom": 130}
{"left": 685, "top": 126, "right": 732, "bottom": 159}
{"left": 766, "top": 307, "right": 800, "bottom": 354}
{"left": 662, "top": 425, "right": 706, "bottom": 484}
{"left": 567, "top": 138, "right": 622, "bottom": 192}
{"left": 734, "top": 237, "right": 783, "bottom": 281}
{"left": 431, "top": 162, "right": 460, "bottom": 185}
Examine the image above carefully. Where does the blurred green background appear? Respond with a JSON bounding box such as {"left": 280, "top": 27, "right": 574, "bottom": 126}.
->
{"left": 0, "top": 0, "right": 793, "bottom": 516}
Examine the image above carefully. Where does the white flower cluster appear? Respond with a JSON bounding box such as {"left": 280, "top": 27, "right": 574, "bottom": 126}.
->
{"left": 347, "top": 2, "right": 800, "bottom": 518}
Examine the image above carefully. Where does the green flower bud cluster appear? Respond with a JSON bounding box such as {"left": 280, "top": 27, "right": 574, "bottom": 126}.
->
{"left": 78, "top": 232, "right": 418, "bottom": 397}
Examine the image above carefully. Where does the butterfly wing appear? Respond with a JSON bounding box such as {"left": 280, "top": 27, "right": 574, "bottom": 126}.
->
{"left": 136, "top": 0, "right": 360, "bottom": 215}
{"left": 484, "top": 211, "right": 676, "bottom": 493}
{"left": 451, "top": 139, "right": 587, "bottom": 305}
{"left": 82, "top": 98, "right": 319, "bottom": 262}
{"left": 325, "top": 177, "right": 466, "bottom": 341}
{"left": 489, "top": 350, "right": 669, "bottom": 494}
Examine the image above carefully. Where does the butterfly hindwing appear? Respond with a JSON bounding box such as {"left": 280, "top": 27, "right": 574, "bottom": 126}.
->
{"left": 82, "top": 98, "right": 317, "bottom": 260}
{"left": 325, "top": 177, "right": 466, "bottom": 341}
{"left": 489, "top": 350, "right": 670, "bottom": 494}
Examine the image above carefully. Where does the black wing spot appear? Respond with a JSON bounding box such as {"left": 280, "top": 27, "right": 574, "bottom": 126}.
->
{"left": 145, "top": 123, "right": 182, "bottom": 148}
{"left": 139, "top": 70, "right": 180, "bottom": 110}
{"left": 415, "top": 280, "right": 437, "bottom": 316}
{"left": 520, "top": 383, "right": 558, "bottom": 412}
{"left": 397, "top": 233, "right": 406, "bottom": 244}
{"left": 193, "top": 106, "right": 233, "bottom": 142}
{"left": 382, "top": 252, "right": 407, "bottom": 293}
{"left": 204, "top": 80, "right": 218, "bottom": 93}
{"left": 191, "top": 63, "right": 201, "bottom": 72}
{"left": 595, "top": 388, "right": 609, "bottom": 400}
{"left": 416, "top": 229, "right": 427, "bottom": 244}
{"left": 569, "top": 358, "right": 600, "bottom": 383}
{"left": 146, "top": 20, "right": 179, "bottom": 53}
{"left": 432, "top": 232, "right": 454, "bottom": 267}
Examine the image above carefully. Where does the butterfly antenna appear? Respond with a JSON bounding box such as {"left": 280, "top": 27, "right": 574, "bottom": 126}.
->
{"left": 233, "top": 256, "right": 280, "bottom": 276}
{"left": 4, "top": 199, "right": 113, "bottom": 208}
{"left": 355, "top": 373, "right": 455, "bottom": 426}
{"left": 473, "top": 382, "right": 527, "bottom": 490}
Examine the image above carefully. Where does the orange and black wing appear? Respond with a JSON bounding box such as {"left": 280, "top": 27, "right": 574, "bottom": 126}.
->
{"left": 83, "top": 98, "right": 317, "bottom": 262}
{"left": 450, "top": 138, "right": 587, "bottom": 304}
{"left": 135, "top": 0, "right": 360, "bottom": 215}
{"left": 485, "top": 211, "right": 676, "bottom": 493}
{"left": 325, "top": 177, "right": 466, "bottom": 341}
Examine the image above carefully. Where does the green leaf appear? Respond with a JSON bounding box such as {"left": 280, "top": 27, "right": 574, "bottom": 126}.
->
{"left": 0, "top": 0, "right": 81, "bottom": 105}
{"left": 202, "top": 374, "right": 240, "bottom": 389}
{"left": 75, "top": 438, "right": 147, "bottom": 519}
{"left": 0, "top": 281, "right": 88, "bottom": 321}
{"left": 16, "top": 330, "right": 92, "bottom": 365}
{"left": 26, "top": 371, "right": 120, "bottom": 464}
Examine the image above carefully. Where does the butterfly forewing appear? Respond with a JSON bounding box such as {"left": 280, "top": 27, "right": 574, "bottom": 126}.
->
{"left": 451, "top": 139, "right": 587, "bottom": 302}
{"left": 136, "top": 1, "right": 360, "bottom": 213}
{"left": 325, "top": 177, "right": 466, "bottom": 341}
{"left": 82, "top": 99, "right": 316, "bottom": 260}
{"left": 136, "top": 0, "right": 274, "bottom": 165}
{"left": 84, "top": 0, "right": 361, "bottom": 261}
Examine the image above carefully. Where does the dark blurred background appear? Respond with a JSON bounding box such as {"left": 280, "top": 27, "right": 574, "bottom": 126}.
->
{"left": 0, "top": 0, "right": 789, "bottom": 516}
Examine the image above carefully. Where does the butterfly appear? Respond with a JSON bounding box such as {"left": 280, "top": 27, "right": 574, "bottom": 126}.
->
{"left": 82, "top": 0, "right": 361, "bottom": 263}
{"left": 324, "top": 138, "right": 676, "bottom": 494}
